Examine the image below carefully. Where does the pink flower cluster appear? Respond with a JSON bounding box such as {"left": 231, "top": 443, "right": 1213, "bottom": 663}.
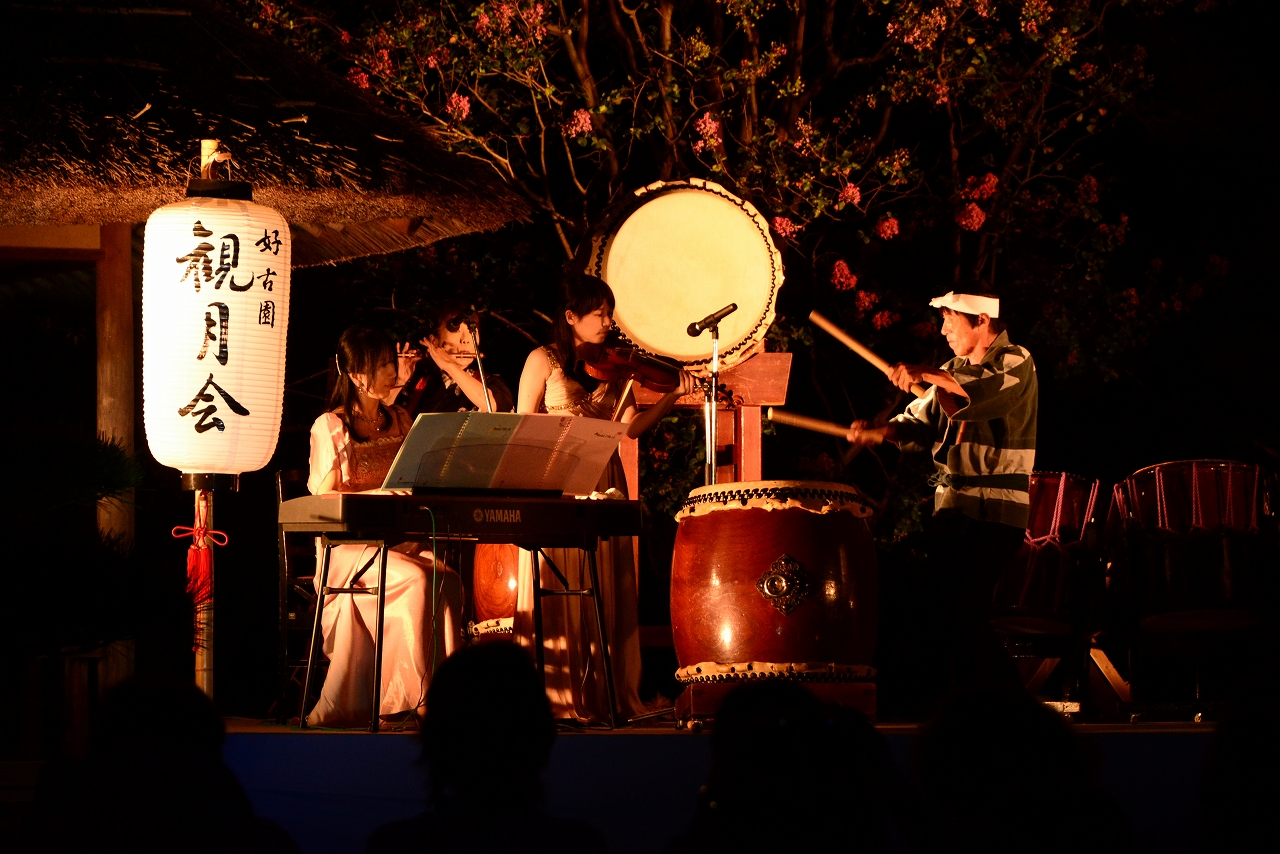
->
{"left": 346, "top": 67, "right": 370, "bottom": 90}
{"left": 963, "top": 173, "right": 999, "bottom": 200}
{"left": 911, "top": 321, "right": 936, "bottom": 339}
{"left": 564, "top": 109, "right": 593, "bottom": 138}
{"left": 875, "top": 216, "right": 900, "bottom": 240}
{"left": 446, "top": 92, "right": 470, "bottom": 122}
{"left": 1021, "top": 0, "right": 1053, "bottom": 38}
{"left": 1077, "top": 175, "right": 1099, "bottom": 204}
{"left": 692, "top": 113, "right": 722, "bottom": 154}
{"left": 477, "top": 4, "right": 515, "bottom": 37}
{"left": 886, "top": 5, "right": 947, "bottom": 52}
{"left": 838, "top": 183, "right": 861, "bottom": 207}
{"left": 369, "top": 48, "right": 393, "bottom": 77}
{"left": 872, "top": 311, "right": 901, "bottom": 330}
{"left": 772, "top": 217, "right": 800, "bottom": 239}
{"left": 856, "top": 290, "right": 880, "bottom": 312}
{"left": 476, "top": 3, "right": 546, "bottom": 41}
{"left": 425, "top": 47, "right": 450, "bottom": 69}
{"left": 956, "top": 202, "right": 986, "bottom": 232}
{"left": 831, "top": 260, "right": 858, "bottom": 291}
{"left": 1077, "top": 63, "right": 1096, "bottom": 79}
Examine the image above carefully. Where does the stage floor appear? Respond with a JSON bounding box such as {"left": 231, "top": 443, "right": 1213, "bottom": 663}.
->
{"left": 223, "top": 718, "right": 1213, "bottom": 854}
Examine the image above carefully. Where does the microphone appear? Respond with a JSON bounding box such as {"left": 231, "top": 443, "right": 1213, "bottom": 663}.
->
{"left": 687, "top": 303, "right": 738, "bottom": 337}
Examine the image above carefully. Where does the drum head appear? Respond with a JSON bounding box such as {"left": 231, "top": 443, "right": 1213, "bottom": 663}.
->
{"left": 587, "top": 179, "right": 783, "bottom": 371}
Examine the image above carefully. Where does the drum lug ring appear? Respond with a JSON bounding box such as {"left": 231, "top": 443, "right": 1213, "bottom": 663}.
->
{"left": 756, "top": 555, "right": 809, "bottom": 614}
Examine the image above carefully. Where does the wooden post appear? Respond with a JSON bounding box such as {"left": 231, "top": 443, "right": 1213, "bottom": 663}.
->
{"left": 194, "top": 489, "right": 215, "bottom": 698}
{"left": 619, "top": 436, "right": 641, "bottom": 595}
{"left": 96, "top": 223, "right": 135, "bottom": 544}
{"left": 734, "top": 405, "right": 763, "bottom": 482}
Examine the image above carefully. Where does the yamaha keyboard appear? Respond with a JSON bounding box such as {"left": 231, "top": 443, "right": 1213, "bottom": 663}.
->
{"left": 278, "top": 492, "right": 641, "bottom": 547}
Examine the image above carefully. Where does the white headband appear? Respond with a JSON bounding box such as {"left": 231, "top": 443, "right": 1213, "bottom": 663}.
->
{"left": 929, "top": 291, "right": 1000, "bottom": 318}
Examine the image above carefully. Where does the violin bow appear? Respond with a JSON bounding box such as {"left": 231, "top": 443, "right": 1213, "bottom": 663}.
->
{"left": 611, "top": 379, "right": 636, "bottom": 422}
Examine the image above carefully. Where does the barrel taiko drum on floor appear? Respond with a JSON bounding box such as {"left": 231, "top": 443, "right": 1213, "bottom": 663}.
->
{"left": 669, "top": 481, "right": 879, "bottom": 700}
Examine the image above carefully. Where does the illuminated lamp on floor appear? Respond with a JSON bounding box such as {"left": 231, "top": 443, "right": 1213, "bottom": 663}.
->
{"left": 142, "top": 140, "right": 291, "bottom": 697}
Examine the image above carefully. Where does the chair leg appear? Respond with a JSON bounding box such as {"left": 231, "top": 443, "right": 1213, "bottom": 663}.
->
{"left": 300, "top": 542, "right": 334, "bottom": 728}
{"left": 585, "top": 547, "right": 619, "bottom": 729}
{"left": 370, "top": 543, "right": 389, "bottom": 733}
{"left": 277, "top": 524, "right": 289, "bottom": 725}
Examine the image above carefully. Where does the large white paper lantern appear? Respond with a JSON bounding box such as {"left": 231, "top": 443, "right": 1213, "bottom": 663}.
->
{"left": 142, "top": 186, "right": 291, "bottom": 476}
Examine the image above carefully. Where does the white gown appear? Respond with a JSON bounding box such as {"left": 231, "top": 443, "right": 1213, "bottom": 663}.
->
{"left": 305, "top": 408, "right": 463, "bottom": 726}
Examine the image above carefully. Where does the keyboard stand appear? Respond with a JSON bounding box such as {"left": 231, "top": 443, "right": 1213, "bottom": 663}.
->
{"left": 532, "top": 545, "right": 619, "bottom": 729}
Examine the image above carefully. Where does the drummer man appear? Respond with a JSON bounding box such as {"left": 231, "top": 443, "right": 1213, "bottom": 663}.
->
{"left": 846, "top": 291, "right": 1037, "bottom": 691}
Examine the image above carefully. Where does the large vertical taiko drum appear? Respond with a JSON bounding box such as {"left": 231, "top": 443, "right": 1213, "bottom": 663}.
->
{"left": 671, "top": 481, "right": 878, "bottom": 685}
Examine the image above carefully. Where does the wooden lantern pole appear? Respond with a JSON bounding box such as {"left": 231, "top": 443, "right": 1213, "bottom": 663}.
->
{"left": 193, "top": 489, "right": 215, "bottom": 697}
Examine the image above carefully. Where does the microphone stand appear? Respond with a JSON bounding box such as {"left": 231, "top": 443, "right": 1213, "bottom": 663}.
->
{"left": 471, "top": 319, "right": 493, "bottom": 412}
{"left": 703, "top": 323, "right": 720, "bottom": 486}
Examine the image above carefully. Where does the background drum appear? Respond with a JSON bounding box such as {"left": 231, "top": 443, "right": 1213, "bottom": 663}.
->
{"left": 670, "top": 481, "right": 878, "bottom": 686}
{"left": 469, "top": 543, "right": 519, "bottom": 640}
{"left": 586, "top": 178, "right": 783, "bottom": 372}
{"left": 1108, "top": 460, "right": 1277, "bottom": 632}
{"left": 991, "top": 472, "right": 1104, "bottom": 636}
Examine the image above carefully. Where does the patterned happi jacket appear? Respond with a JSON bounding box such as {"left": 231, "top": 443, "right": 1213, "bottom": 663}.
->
{"left": 891, "top": 330, "right": 1038, "bottom": 529}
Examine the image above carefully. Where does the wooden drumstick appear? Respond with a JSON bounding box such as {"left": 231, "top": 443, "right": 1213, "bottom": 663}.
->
{"left": 809, "top": 310, "right": 928, "bottom": 398}
{"left": 767, "top": 408, "right": 852, "bottom": 439}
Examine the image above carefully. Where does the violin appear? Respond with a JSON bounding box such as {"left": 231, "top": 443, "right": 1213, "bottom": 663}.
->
{"left": 583, "top": 345, "right": 683, "bottom": 394}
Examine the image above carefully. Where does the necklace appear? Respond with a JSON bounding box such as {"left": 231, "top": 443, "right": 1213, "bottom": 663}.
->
{"left": 353, "top": 406, "right": 385, "bottom": 427}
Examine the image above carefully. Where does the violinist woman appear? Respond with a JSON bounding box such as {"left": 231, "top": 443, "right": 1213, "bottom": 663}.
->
{"left": 306, "top": 326, "right": 463, "bottom": 727}
{"left": 516, "top": 274, "right": 696, "bottom": 722}
{"left": 402, "top": 299, "right": 513, "bottom": 415}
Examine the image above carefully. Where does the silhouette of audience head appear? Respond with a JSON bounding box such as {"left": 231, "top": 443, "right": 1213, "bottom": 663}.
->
{"left": 369, "top": 642, "right": 606, "bottom": 854}
{"left": 671, "top": 680, "right": 892, "bottom": 853}
{"left": 1198, "top": 677, "right": 1280, "bottom": 851}
{"left": 30, "top": 676, "right": 298, "bottom": 854}
{"left": 918, "top": 684, "right": 1128, "bottom": 853}
{"left": 421, "top": 641, "right": 556, "bottom": 804}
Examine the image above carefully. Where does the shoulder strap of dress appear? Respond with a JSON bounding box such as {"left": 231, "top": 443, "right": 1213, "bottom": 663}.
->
{"left": 543, "top": 345, "right": 561, "bottom": 371}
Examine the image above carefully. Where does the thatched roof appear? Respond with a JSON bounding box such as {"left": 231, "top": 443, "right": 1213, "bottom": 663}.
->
{"left": 0, "top": 1, "right": 527, "bottom": 266}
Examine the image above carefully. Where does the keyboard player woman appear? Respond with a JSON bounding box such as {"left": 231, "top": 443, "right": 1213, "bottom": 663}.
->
{"left": 305, "top": 326, "right": 463, "bottom": 727}
{"left": 516, "top": 274, "right": 696, "bottom": 723}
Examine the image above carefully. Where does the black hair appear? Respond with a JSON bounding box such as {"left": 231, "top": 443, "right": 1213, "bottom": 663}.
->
{"left": 425, "top": 298, "right": 479, "bottom": 342}
{"left": 549, "top": 273, "right": 615, "bottom": 386}
{"left": 329, "top": 326, "right": 396, "bottom": 438}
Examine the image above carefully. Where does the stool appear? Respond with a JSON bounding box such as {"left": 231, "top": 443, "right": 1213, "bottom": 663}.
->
{"left": 529, "top": 546, "right": 619, "bottom": 728}
{"left": 299, "top": 535, "right": 391, "bottom": 733}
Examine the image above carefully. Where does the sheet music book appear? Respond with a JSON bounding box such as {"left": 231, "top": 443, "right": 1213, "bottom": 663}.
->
{"left": 382, "top": 412, "right": 629, "bottom": 495}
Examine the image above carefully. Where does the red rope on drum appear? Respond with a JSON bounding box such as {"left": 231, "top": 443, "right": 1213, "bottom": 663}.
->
{"left": 1156, "top": 466, "right": 1170, "bottom": 533}
{"left": 1249, "top": 464, "right": 1259, "bottom": 532}
{"left": 1191, "top": 460, "right": 1205, "bottom": 531}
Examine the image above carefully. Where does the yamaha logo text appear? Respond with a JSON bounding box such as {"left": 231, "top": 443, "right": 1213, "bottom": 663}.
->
{"left": 477, "top": 508, "right": 522, "bottom": 524}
